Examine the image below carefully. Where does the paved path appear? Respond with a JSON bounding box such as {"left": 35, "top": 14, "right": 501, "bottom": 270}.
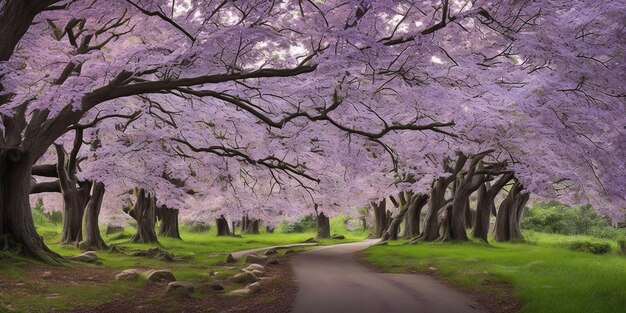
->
{"left": 291, "top": 240, "right": 485, "bottom": 313}
{"left": 230, "top": 243, "right": 318, "bottom": 260}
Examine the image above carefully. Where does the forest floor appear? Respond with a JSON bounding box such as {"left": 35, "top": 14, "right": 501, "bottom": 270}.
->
{"left": 360, "top": 233, "right": 626, "bottom": 313}
{"left": 0, "top": 219, "right": 366, "bottom": 313}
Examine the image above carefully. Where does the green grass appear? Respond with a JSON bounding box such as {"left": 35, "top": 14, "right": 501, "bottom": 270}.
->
{"left": 0, "top": 216, "right": 366, "bottom": 312}
{"left": 362, "top": 233, "right": 626, "bottom": 313}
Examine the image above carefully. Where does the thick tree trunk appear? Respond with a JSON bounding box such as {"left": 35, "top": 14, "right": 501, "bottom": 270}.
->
{"left": 157, "top": 207, "right": 181, "bottom": 239}
{"left": 472, "top": 174, "right": 513, "bottom": 242}
{"left": 464, "top": 201, "right": 474, "bottom": 229}
{"left": 421, "top": 178, "right": 448, "bottom": 241}
{"left": 494, "top": 182, "right": 528, "bottom": 242}
{"left": 370, "top": 199, "right": 388, "bottom": 239}
{"left": 124, "top": 189, "right": 158, "bottom": 244}
{"left": 402, "top": 195, "right": 428, "bottom": 238}
{"left": 0, "top": 151, "right": 64, "bottom": 264}
{"left": 59, "top": 183, "right": 90, "bottom": 244}
{"left": 316, "top": 212, "right": 331, "bottom": 239}
{"left": 78, "top": 181, "right": 107, "bottom": 250}
{"left": 216, "top": 216, "right": 231, "bottom": 236}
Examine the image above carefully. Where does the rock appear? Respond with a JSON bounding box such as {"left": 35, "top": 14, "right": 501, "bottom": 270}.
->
{"left": 132, "top": 247, "right": 174, "bottom": 262}
{"left": 115, "top": 269, "right": 141, "bottom": 281}
{"left": 283, "top": 249, "right": 295, "bottom": 255}
{"left": 331, "top": 234, "right": 345, "bottom": 240}
{"left": 69, "top": 251, "right": 99, "bottom": 264}
{"left": 156, "top": 251, "right": 175, "bottom": 262}
{"left": 228, "top": 271, "right": 259, "bottom": 284}
{"left": 263, "top": 248, "right": 278, "bottom": 256}
{"left": 245, "top": 269, "right": 265, "bottom": 277}
{"left": 225, "top": 254, "right": 236, "bottom": 263}
{"left": 303, "top": 237, "right": 318, "bottom": 243}
{"left": 244, "top": 264, "right": 266, "bottom": 272}
{"left": 41, "top": 271, "right": 52, "bottom": 279}
{"left": 428, "top": 267, "right": 438, "bottom": 271}
{"left": 244, "top": 254, "right": 268, "bottom": 264}
{"left": 228, "top": 282, "right": 261, "bottom": 296}
{"left": 105, "top": 224, "right": 124, "bottom": 235}
{"left": 144, "top": 269, "right": 176, "bottom": 284}
{"left": 165, "top": 282, "right": 194, "bottom": 297}
{"left": 203, "top": 282, "right": 225, "bottom": 292}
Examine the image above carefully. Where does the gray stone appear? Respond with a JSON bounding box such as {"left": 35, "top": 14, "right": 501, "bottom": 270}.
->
{"left": 244, "top": 264, "right": 266, "bottom": 272}
{"left": 331, "top": 234, "right": 345, "bottom": 240}
{"left": 165, "top": 281, "right": 194, "bottom": 297}
{"left": 228, "top": 271, "right": 259, "bottom": 284}
{"left": 69, "top": 251, "right": 99, "bottom": 263}
{"left": 115, "top": 269, "right": 141, "bottom": 281}
{"left": 144, "top": 269, "right": 176, "bottom": 284}
{"left": 244, "top": 254, "right": 268, "bottom": 264}
{"left": 228, "top": 282, "right": 261, "bottom": 296}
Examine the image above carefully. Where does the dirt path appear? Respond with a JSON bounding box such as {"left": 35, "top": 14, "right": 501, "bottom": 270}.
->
{"left": 291, "top": 240, "right": 485, "bottom": 313}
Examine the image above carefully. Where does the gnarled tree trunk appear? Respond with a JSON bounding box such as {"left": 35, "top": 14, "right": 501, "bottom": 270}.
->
{"left": 494, "top": 181, "right": 529, "bottom": 242}
{"left": 78, "top": 181, "right": 107, "bottom": 250}
{"left": 0, "top": 151, "right": 64, "bottom": 264}
{"left": 421, "top": 177, "right": 450, "bottom": 241}
{"left": 316, "top": 212, "right": 331, "bottom": 239}
{"left": 402, "top": 194, "right": 429, "bottom": 238}
{"left": 370, "top": 199, "right": 388, "bottom": 239}
{"left": 216, "top": 215, "right": 231, "bottom": 236}
{"left": 124, "top": 188, "right": 158, "bottom": 244}
{"left": 157, "top": 207, "right": 181, "bottom": 239}
{"left": 472, "top": 174, "right": 513, "bottom": 242}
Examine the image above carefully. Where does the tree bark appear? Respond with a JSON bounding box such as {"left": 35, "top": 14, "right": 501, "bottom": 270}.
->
{"left": 494, "top": 181, "right": 529, "bottom": 242}
{"left": 242, "top": 214, "right": 260, "bottom": 234}
{"left": 78, "top": 181, "right": 107, "bottom": 250}
{"left": 124, "top": 188, "right": 158, "bottom": 244}
{"left": 402, "top": 194, "right": 428, "bottom": 238}
{"left": 472, "top": 174, "right": 513, "bottom": 242}
{"left": 370, "top": 199, "right": 388, "bottom": 239}
{"left": 421, "top": 177, "right": 451, "bottom": 241}
{"left": 157, "top": 207, "right": 181, "bottom": 239}
{"left": 216, "top": 215, "right": 231, "bottom": 236}
{"left": 316, "top": 212, "right": 331, "bottom": 239}
{"left": 0, "top": 150, "right": 64, "bottom": 264}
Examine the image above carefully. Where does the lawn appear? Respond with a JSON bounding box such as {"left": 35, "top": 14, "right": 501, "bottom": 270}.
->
{"left": 0, "top": 216, "right": 366, "bottom": 312}
{"left": 361, "top": 232, "right": 626, "bottom": 313}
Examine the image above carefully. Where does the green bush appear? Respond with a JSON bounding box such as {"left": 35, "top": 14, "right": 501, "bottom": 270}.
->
{"left": 275, "top": 215, "right": 316, "bottom": 233}
{"left": 31, "top": 199, "right": 62, "bottom": 226}
{"left": 565, "top": 240, "right": 611, "bottom": 255}
{"left": 523, "top": 202, "right": 613, "bottom": 237}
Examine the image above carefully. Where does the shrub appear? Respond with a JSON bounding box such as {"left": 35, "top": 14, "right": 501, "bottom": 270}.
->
{"left": 186, "top": 221, "right": 211, "bottom": 233}
{"left": 523, "top": 202, "right": 612, "bottom": 237}
{"left": 565, "top": 240, "right": 611, "bottom": 255}
{"left": 589, "top": 226, "right": 623, "bottom": 240}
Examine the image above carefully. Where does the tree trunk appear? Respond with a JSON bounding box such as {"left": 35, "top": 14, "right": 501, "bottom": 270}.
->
{"left": 494, "top": 182, "right": 528, "bottom": 242}
{"left": 509, "top": 192, "right": 529, "bottom": 242}
{"left": 242, "top": 215, "right": 260, "bottom": 234}
{"left": 316, "top": 212, "right": 331, "bottom": 239}
{"left": 472, "top": 174, "right": 513, "bottom": 242}
{"left": 59, "top": 184, "right": 90, "bottom": 244}
{"left": 78, "top": 181, "right": 107, "bottom": 250}
{"left": 402, "top": 195, "right": 428, "bottom": 238}
{"left": 370, "top": 199, "right": 388, "bottom": 238}
{"left": 157, "top": 207, "right": 181, "bottom": 239}
{"left": 421, "top": 177, "right": 448, "bottom": 241}
{"left": 124, "top": 189, "right": 158, "bottom": 244}
{"left": 216, "top": 215, "right": 231, "bottom": 236}
{"left": 464, "top": 201, "right": 474, "bottom": 229}
{"left": 0, "top": 150, "right": 64, "bottom": 264}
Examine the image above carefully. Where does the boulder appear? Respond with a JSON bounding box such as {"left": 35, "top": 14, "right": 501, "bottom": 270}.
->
{"left": 244, "top": 254, "right": 268, "bottom": 264}
{"left": 331, "top": 234, "right": 345, "bottom": 240}
{"left": 244, "top": 264, "right": 266, "bottom": 272}
{"left": 144, "top": 269, "right": 176, "bottom": 284}
{"left": 225, "top": 254, "right": 236, "bottom": 263}
{"left": 228, "top": 271, "right": 259, "bottom": 284}
{"left": 263, "top": 248, "right": 278, "bottom": 256}
{"left": 115, "top": 269, "right": 141, "bottom": 281}
{"left": 131, "top": 247, "right": 174, "bottom": 262}
{"left": 165, "top": 282, "right": 194, "bottom": 297}
{"left": 69, "top": 251, "right": 100, "bottom": 264}
{"left": 105, "top": 224, "right": 124, "bottom": 235}
{"left": 228, "top": 282, "right": 261, "bottom": 296}
{"left": 245, "top": 269, "right": 265, "bottom": 277}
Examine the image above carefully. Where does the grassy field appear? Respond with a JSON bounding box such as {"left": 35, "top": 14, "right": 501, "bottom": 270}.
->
{"left": 362, "top": 232, "right": 626, "bottom": 313}
{"left": 0, "top": 216, "right": 366, "bottom": 312}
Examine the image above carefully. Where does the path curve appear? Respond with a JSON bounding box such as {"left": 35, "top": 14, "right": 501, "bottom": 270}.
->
{"left": 230, "top": 243, "right": 318, "bottom": 260}
{"left": 291, "top": 240, "right": 484, "bottom": 313}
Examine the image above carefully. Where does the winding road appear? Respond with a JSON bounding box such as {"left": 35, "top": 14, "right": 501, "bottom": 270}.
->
{"left": 291, "top": 240, "right": 484, "bottom": 313}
